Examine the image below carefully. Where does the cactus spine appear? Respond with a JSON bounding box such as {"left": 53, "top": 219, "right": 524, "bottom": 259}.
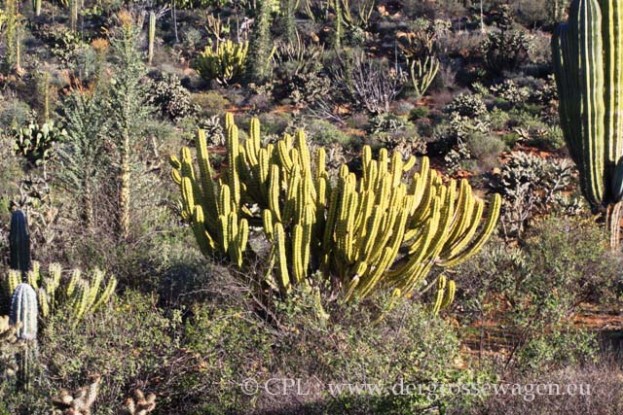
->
{"left": 171, "top": 115, "right": 501, "bottom": 302}
{"left": 552, "top": 0, "right": 623, "bottom": 244}
{"left": 9, "top": 210, "right": 31, "bottom": 274}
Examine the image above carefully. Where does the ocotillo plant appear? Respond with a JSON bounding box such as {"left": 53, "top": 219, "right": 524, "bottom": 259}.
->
{"left": 9, "top": 210, "right": 31, "bottom": 274}
{"left": 552, "top": 0, "right": 623, "bottom": 245}
{"left": 170, "top": 114, "right": 501, "bottom": 303}
{"left": 10, "top": 283, "right": 38, "bottom": 390}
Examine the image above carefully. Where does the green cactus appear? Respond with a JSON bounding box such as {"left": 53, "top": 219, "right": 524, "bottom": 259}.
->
{"left": 4, "top": 262, "right": 116, "bottom": 322}
{"left": 9, "top": 210, "right": 31, "bottom": 274}
{"left": 552, "top": 0, "right": 623, "bottom": 243}
{"left": 407, "top": 55, "right": 439, "bottom": 99}
{"left": 194, "top": 39, "right": 248, "bottom": 85}
{"left": 10, "top": 283, "right": 38, "bottom": 391}
{"left": 171, "top": 115, "right": 501, "bottom": 303}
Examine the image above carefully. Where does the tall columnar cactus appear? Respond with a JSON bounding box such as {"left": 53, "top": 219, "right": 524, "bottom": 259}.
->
{"left": 148, "top": 11, "right": 156, "bottom": 65}
{"left": 10, "top": 283, "right": 38, "bottom": 390}
{"left": 9, "top": 210, "right": 31, "bottom": 274}
{"left": 552, "top": 0, "right": 623, "bottom": 243}
{"left": 33, "top": 0, "right": 41, "bottom": 16}
{"left": 171, "top": 114, "right": 501, "bottom": 302}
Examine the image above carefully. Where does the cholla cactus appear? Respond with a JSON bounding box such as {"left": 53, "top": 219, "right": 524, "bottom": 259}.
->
{"left": 119, "top": 390, "right": 156, "bottom": 415}
{"left": 194, "top": 39, "right": 248, "bottom": 85}
{"left": 52, "top": 374, "right": 101, "bottom": 415}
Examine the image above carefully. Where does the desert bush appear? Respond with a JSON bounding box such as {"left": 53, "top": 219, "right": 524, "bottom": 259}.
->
{"left": 333, "top": 53, "right": 406, "bottom": 115}
{"left": 455, "top": 215, "right": 621, "bottom": 372}
{"left": 488, "top": 152, "right": 583, "bottom": 238}
{"left": 146, "top": 72, "right": 198, "bottom": 122}
{"left": 180, "top": 288, "right": 480, "bottom": 415}
{"left": 444, "top": 93, "right": 488, "bottom": 118}
{"left": 454, "top": 361, "right": 623, "bottom": 415}
{"left": 480, "top": 29, "right": 531, "bottom": 74}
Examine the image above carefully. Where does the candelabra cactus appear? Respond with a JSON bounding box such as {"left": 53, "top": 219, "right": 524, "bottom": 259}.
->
{"left": 171, "top": 114, "right": 501, "bottom": 302}
{"left": 9, "top": 210, "right": 31, "bottom": 274}
{"left": 552, "top": 0, "right": 623, "bottom": 244}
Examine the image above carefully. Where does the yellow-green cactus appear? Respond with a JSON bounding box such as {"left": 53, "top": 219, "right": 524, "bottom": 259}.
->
{"left": 3, "top": 262, "right": 117, "bottom": 322}
{"left": 194, "top": 39, "right": 249, "bottom": 85}
{"left": 171, "top": 114, "right": 501, "bottom": 302}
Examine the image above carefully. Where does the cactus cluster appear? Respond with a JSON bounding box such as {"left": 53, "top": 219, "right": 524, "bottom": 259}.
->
{"left": 194, "top": 39, "right": 248, "bottom": 85}
{"left": 171, "top": 114, "right": 501, "bottom": 302}
{"left": 6, "top": 262, "right": 117, "bottom": 321}
{"left": 552, "top": 0, "right": 623, "bottom": 210}
{"left": 119, "top": 390, "right": 157, "bottom": 415}
{"left": 52, "top": 374, "right": 100, "bottom": 415}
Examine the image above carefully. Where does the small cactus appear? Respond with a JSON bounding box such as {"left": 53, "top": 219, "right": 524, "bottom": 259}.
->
{"left": 10, "top": 283, "right": 38, "bottom": 341}
{"left": 52, "top": 373, "right": 101, "bottom": 415}
{"left": 119, "top": 390, "right": 157, "bottom": 415}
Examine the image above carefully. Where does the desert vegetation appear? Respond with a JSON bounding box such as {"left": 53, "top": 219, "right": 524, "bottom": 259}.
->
{"left": 0, "top": 0, "right": 622, "bottom": 414}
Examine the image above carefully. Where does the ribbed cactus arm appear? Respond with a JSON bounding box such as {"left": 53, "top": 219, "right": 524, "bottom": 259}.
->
{"left": 578, "top": 0, "right": 606, "bottom": 206}
{"left": 603, "top": 0, "right": 623, "bottom": 171}
{"left": 553, "top": 23, "right": 582, "bottom": 164}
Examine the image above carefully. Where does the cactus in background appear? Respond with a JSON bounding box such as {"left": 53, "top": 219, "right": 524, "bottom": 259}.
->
{"left": 11, "top": 262, "right": 117, "bottom": 321}
{"left": 119, "top": 390, "right": 157, "bottom": 415}
{"left": 9, "top": 210, "right": 31, "bottom": 274}
{"left": 70, "top": 0, "right": 78, "bottom": 32}
{"left": 33, "top": 0, "right": 41, "bottom": 16}
{"left": 407, "top": 55, "right": 439, "bottom": 99}
{"left": 552, "top": 0, "right": 623, "bottom": 244}
{"left": 194, "top": 39, "right": 248, "bottom": 85}
{"left": 3, "top": 0, "right": 20, "bottom": 73}
{"left": 10, "top": 283, "right": 38, "bottom": 391}
{"left": 148, "top": 11, "right": 156, "bottom": 65}
{"left": 171, "top": 114, "right": 501, "bottom": 302}
{"left": 52, "top": 373, "right": 100, "bottom": 415}
{"left": 246, "top": 0, "right": 274, "bottom": 83}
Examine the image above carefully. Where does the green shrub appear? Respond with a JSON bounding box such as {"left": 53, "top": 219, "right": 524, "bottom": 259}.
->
{"left": 456, "top": 215, "right": 621, "bottom": 372}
